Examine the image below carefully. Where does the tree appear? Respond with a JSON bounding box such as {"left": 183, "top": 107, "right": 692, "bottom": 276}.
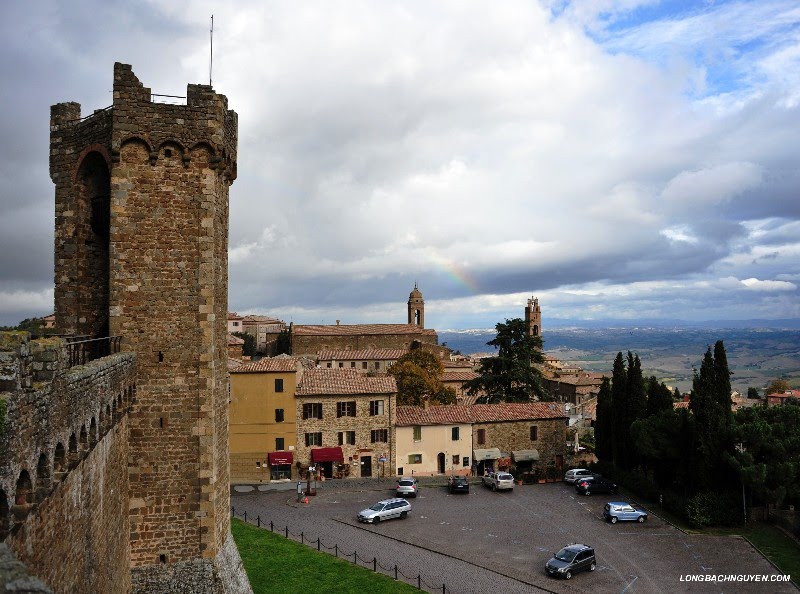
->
{"left": 746, "top": 387, "right": 760, "bottom": 400}
{"left": 610, "top": 352, "right": 628, "bottom": 467}
{"left": 275, "top": 329, "right": 291, "bottom": 355}
{"left": 645, "top": 376, "right": 674, "bottom": 417}
{"left": 389, "top": 350, "right": 456, "bottom": 406}
{"left": 463, "top": 318, "right": 549, "bottom": 403}
{"left": 594, "top": 378, "right": 614, "bottom": 462}
{"left": 232, "top": 332, "right": 256, "bottom": 357}
{"left": 765, "top": 379, "right": 790, "bottom": 395}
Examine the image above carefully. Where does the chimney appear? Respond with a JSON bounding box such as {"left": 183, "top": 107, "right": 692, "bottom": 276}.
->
{"left": 336, "top": 320, "right": 340, "bottom": 325}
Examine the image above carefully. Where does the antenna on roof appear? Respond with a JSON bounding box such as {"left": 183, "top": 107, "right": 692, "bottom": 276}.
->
{"left": 209, "top": 15, "right": 214, "bottom": 86}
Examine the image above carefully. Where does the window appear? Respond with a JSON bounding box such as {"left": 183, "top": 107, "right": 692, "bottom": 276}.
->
{"left": 462, "top": 456, "right": 470, "bottom": 467}
{"left": 302, "top": 403, "right": 322, "bottom": 420}
{"left": 451, "top": 427, "right": 459, "bottom": 441}
{"left": 375, "top": 362, "right": 381, "bottom": 370}
{"left": 336, "top": 401, "right": 356, "bottom": 417}
{"left": 408, "top": 454, "right": 422, "bottom": 464}
{"left": 275, "top": 408, "right": 284, "bottom": 423}
{"left": 304, "top": 432, "right": 322, "bottom": 446}
{"left": 326, "top": 362, "right": 332, "bottom": 368}
{"left": 362, "top": 362, "right": 368, "bottom": 369}
{"left": 350, "top": 362, "right": 356, "bottom": 368}
{"left": 275, "top": 378, "right": 284, "bottom": 393}
{"left": 369, "top": 400, "right": 384, "bottom": 416}
{"left": 371, "top": 429, "right": 388, "bottom": 443}
{"left": 452, "top": 454, "right": 459, "bottom": 465}
{"left": 477, "top": 428, "right": 486, "bottom": 445}
{"left": 338, "top": 362, "right": 344, "bottom": 368}
{"left": 338, "top": 431, "right": 356, "bottom": 445}
{"left": 275, "top": 437, "right": 284, "bottom": 450}
{"left": 413, "top": 426, "right": 422, "bottom": 441}
{"left": 530, "top": 425, "right": 538, "bottom": 441}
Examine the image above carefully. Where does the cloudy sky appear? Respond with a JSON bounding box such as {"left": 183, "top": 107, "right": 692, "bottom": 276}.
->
{"left": 1, "top": 0, "right": 799, "bottom": 329}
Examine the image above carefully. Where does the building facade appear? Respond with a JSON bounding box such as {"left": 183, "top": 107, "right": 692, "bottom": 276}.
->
{"left": 317, "top": 348, "right": 406, "bottom": 373}
{"left": 229, "top": 358, "right": 302, "bottom": 483}
{"left": 294, "top": 369, "right": 397, "bottom": 479}
{"left": 395, "top": 406, "right": 473, "bottom": 476}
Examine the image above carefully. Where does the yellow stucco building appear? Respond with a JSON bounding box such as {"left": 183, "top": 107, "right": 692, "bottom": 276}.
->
{"left": 229, "top": 357, "right": 301, "bottom": 483}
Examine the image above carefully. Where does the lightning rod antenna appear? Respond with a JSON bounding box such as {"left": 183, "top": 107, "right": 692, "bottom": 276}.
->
{"left": 209, "top": 15, "right": 214, "bottom": 86}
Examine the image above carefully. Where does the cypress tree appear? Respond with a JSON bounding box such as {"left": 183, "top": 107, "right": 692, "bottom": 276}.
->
{"left": 611, "top": 352, "right": 627, "bottom": 467}
{"left": 595, "top": 377, "right": 614, "bottom": 462}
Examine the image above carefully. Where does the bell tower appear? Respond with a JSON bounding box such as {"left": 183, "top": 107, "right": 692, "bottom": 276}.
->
{"left": 525, "top": 296, "right": 541, "bottom": 337}
{"left": 407, "top": 283, "right": 425, "bottom": 328}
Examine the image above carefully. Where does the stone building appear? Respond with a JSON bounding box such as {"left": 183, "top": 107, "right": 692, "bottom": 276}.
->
{"left": 290, "top": 286, "right": 439, "bottom": 355}
{"left": 294, "top": 369, "right": 397, "bottom": 479}
{"left": 229, "top": 358, "right": 302, "bottom": 483}
{"left": 241, "top": 315, "right": 286, "bottom": 355}
{"left": 0, "top": 63, "right": 251, "bottom": 593}
{"left": 471, "top": 403, "right": 568, "bottom": 476}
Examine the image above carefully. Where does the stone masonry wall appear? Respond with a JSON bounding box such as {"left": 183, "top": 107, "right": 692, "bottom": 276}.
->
{"left": 293, "top": 332, "right": 437, "bottom": 356}
{"left": 0, "top": 332, "right": 136, "bottom": 593}
{"left": 473, "top": 417, "right": 567, "bottom": 472}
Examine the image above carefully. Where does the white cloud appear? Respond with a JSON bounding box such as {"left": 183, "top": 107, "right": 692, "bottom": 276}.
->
{"left": 740, "top": 277, "right": 796, "bottom": 291}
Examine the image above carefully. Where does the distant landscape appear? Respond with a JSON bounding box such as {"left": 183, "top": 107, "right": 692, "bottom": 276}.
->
{"left": 439, "top": 324, "right": 800, "bottom": 394}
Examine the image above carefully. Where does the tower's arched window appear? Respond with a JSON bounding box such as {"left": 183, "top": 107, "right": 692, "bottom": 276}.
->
{"left": 35, "top": 452, "right": 51, "bottom": 502}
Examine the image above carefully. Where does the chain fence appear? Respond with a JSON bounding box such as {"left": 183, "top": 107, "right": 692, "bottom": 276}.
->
{"left": 231, "top": 506, "right": 452, "bottom": 593}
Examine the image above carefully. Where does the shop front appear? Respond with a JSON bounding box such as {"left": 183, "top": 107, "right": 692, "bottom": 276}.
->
{"left": 311, "top": 447, "right": 344, "bottom": 478}
{"left": 511, "top": 449, "right": 539, "bottom": 483}
{"left": 268, "top": 450, "right": 294, "bottom": 480}
{"left": 473, "top": 447, "right": 502, "bottom": 475}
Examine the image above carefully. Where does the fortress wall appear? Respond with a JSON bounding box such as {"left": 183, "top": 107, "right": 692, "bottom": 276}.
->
{"left": 0, "top": 331, "right": 136, "bottom": 593}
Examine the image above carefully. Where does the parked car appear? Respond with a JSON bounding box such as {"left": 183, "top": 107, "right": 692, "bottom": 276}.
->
{"left": 357, "top": 498, "right": 411, "bottom": 524}
{"left": 563, "top": 468, "right": 594, "bottom": 484}
{"left": 545, "top": 544, "right": 596, "bottom": 580}
{"left": 575, "top": 476, "right": 618, "bottom": 496}
{"left": 396, "top": 477, "right": 418, "bottom": 498}
{"left": 482, "top": 472, "right": 515, "bottom": 491}
{"left": 448, "top": 475, "right": 470, "bottom": 494}
{"left": 603, "top": 502, "right": 647, "bottom": 523}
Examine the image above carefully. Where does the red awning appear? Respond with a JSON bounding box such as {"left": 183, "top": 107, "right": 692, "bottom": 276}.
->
{"left": 268, "top": 451, "right": 294, "bottom": 466}
{"left": 311, "top": 447, "right": 344, "bottom": 463}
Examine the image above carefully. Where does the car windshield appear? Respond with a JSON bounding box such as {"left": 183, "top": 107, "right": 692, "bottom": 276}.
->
{"left": 497, "top": 473, "right": 513, "bottom": 480}
{"left": 555, "top": 548, "right": 577, "bottom": 562}
{"left": 398, "top": 480, "right": 414, "bottom": 486}
{"left": 368, "top": 503, "right": 385, "bottom": 512}
{"left": 455, "top": 478, "right": 467, "bottom": 484}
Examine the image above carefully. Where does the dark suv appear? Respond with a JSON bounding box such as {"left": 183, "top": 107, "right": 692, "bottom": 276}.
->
{"left": 575, "top": 476, "right": 618, "bottom": 496}
{"left": 545, "top": 544, "right": 596, "bottom": 580}
{"left": 448, "top": 476, "right": 470, "bottom": 494}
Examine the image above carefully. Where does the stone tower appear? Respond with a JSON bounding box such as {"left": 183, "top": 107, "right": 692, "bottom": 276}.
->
{"left": 50, "top": 64, "right": 249, "bottom": 592}
{"left": 407, "top": 284, "right": 425, "bottom": 328}
{"left": 525, "top": 297, "right": 541, "bottom": 337}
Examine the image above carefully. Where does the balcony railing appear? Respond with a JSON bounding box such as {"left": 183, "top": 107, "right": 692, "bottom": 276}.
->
{"left": 66, "top": 336, "right": 122, "bottom": 369}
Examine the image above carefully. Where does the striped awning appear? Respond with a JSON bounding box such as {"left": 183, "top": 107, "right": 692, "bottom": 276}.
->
{"left": 472, "top": 448, "right": 502, "bottom": 462}
{"left": 512, "top": 449, "right": 539, "bottom": 462}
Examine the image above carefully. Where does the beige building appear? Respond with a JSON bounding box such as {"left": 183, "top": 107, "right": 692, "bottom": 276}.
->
{"left": 227, "top": 312, "right": 244, "bottom": 334}
{"left": 242, "top": 314, "right": 287, "bottom": 355}
{"left": 395, "top": 405, "right": 474, "bottom": 476}
{"left": 229, "top": 357, "right": 302, "bottom": 483}
{"left": 295, "top": 368, "right": 397, "bottom": 479}
{"left": 317, "top": 348, "right": 407, "bottom": 373}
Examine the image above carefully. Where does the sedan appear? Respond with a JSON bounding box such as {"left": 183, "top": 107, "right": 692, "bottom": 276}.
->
{"left": 448, "top": 476, "right": 470, "bottom": 494}
{"left": 603, "top": 502, "right": 647, "bottom": 523}
{"left": 575, "top": 476, "right": 618, "bottom": 496}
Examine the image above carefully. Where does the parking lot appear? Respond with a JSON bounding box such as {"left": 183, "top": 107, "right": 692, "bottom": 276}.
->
{"left": 231, "top": 479, "right": 796, "bottom": 593}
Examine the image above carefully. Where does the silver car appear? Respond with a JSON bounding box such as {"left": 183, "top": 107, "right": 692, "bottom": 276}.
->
{"left": 563, "top": 468, "right": 594, "bottom": 484}
{"left": 357, "top": 498, "right": 411, "bottom": 524}
{"left": 482, "top": 472, "right": 515, "bottom": 491}
{"left": 395, "top": 476, "right": 418, "bottom": 498}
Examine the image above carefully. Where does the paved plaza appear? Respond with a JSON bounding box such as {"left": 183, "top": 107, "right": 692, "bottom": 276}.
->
{"left": 231, "top": 478, "right": 796, "bottom": 593}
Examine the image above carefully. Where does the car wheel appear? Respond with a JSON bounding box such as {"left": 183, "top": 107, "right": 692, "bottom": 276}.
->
{"left": 590, "top": 562, "right": 596, "bottom": 572}
{"left": 400, "top": 511, "right": 408, "bottom": 519}
{"left": 565, "top": 570, "right": 572, "bottom": 580}
{"left": 638, "top": 516, "right": 645, "bottom": 523}
{"left": 610, "top": 516, "right": 618, "bottom": 524}
{"left": 373, "top": 516, "right": 380, "bottom": 524}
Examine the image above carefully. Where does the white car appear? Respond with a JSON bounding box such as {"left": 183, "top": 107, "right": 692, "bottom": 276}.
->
{"left": 482, "top": 472, "right": 515, "bottom": 491}
{"left": 563, "top": 468, "right": 594, "bottom": 484}
{"left": 357, "top": 498, "right": 411, "bottom": 524}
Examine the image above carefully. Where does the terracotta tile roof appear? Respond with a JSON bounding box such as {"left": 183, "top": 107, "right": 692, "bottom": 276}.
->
{"left": 444, "top": 360, "right": 475, "bottom": 368}
{"left": 442, "top": 371, "right": 479, "bottom": 382}
{"left": 228, "top": 358, "right": 243, "bottom": 371}
{"left": 231, "top": 358, "right": 299, "bottom": 374}
{"left": 227, "top": 312, "right": 243, "bottom": 320}
{"left": 673, "top": 401, "right": 690, "bottom": 409}
{"left": 317, "top": 348, "right": 407, "bottom": 361}
{"left": 243, "top": 315, "right": 284, "bottom": 324}
{"left": 767, "top": 390, "right": 800, "bottom": 399}
{"left": 296, "top": 368, "right": 397, "bottom": 396}
{"left": 227, "top": 334, "right": 244, "bottom": 345}
{"left": 396, "top": 402, "right": 568, "bottom": 426}
{"left": 293, "top": 323, "right": 437, "bottom": 337}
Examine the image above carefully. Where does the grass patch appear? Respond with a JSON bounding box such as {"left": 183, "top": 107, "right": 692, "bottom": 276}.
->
{"left": 231, "top": 518, "right": 420, "bottom": 594}
{"left": 707, "top": 523, "right": 800, "bottom": 583}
